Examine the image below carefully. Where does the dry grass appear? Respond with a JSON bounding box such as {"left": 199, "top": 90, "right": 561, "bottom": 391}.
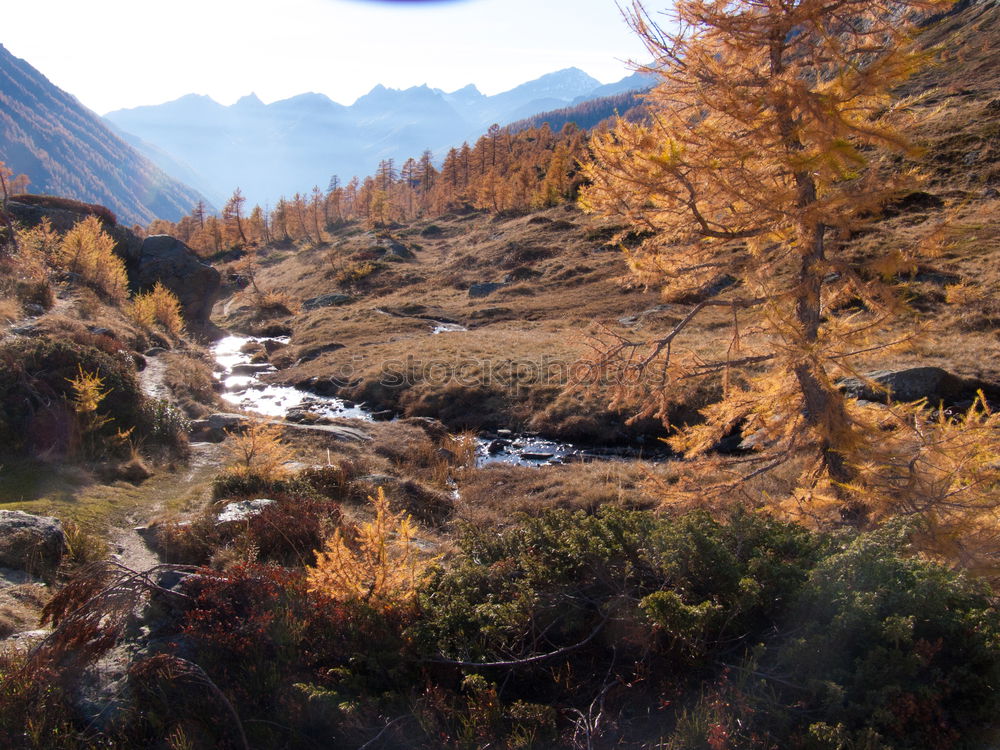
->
{"left": 0, "top": 296, "right": 20, "bottom": 324}
{"left": 162, "top": 351, "right": 222, "bottom": 417}
{"left": 0, "top": 582, "right": 50, "bottom": 639}
{"left": 216, "top": 206, "right": 676, "bottom": 439}
{"left": 454, "top": 460, "right": 662, "bottom": 528}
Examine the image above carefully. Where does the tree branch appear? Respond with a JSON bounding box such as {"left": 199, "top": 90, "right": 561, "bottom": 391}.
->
{"left": 424, "top": 612, "right": 610, "bottom": 669}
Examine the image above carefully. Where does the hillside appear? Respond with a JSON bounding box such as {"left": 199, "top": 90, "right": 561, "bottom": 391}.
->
{"left": 103, "top": 68, "right": 651, "bottom": 207}
{"left": 0, "top": 44, "right": 210, "bottom": 226}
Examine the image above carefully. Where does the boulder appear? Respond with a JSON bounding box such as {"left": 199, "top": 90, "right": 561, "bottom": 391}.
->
{"left": 302, "top": 293, "right": 354, "bottom": 311}
{"left": 384, "top": 242, "right": 415, "bottom": 260}
{"left": 400, "top": 416, "right": 449, "bottom": 441}
{"left": 216, "top": 499, "right": 276, "bottom": 524}
{"left": 0, "top": 511, "right": 66, "bottom": 580}
{"left": 469, "top": 282, "right": 507, "bottom": 298}
{"left": 837, "top": 367, "right": 995, "bottom": 406}
{"left": 129, "top": 235, "right": 221, "bottom": 326}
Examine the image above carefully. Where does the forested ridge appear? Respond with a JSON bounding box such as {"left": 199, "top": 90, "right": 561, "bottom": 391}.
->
{"left": 0, "top": 44, "right": 210, "bottom": 226}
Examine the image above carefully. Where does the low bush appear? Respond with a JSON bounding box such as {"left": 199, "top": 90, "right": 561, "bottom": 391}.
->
{"left": 153, "top": 491, "right": 342, "bottom": 567}
{"left": 126, "top": 282, "right": 185, "bottom": 336}
{"left": 11, "top": 509, "right": 1000, "bottom": 749}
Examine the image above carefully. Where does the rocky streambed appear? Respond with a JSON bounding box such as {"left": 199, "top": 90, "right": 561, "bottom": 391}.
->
{"left": 211, "top": 334, "right": 668, "bottom": 467}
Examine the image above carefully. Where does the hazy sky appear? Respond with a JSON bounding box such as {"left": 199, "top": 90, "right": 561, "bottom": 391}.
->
{"left": 2, "top": 0, "right": 654, "bottom": 114}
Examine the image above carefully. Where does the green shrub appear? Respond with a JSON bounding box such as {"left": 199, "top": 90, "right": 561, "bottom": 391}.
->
{"left": 15, "top": 508, "right": 1000, "bottom": 749}
{"left": 407, "top": 509, "right": 1000, "bottom": 748}
{"left": 140, "top": 397, "right": 190, "bottom": 451}
{"left": 771, "top": 523, "right": 1000, "bottom": 749}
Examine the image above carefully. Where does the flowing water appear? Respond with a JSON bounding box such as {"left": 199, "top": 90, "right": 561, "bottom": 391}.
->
{"left": 213, "top": 335, "right": 372, "bottom": 421}
{"left": 212, "top": 334, "right": 665, "bottom": 467}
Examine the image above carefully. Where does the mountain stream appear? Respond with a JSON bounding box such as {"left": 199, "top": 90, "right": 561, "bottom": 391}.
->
{"left": 212, "top": 334, "right": 664, "bottom": 467}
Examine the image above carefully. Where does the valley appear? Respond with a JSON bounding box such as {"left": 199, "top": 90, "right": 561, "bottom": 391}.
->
{"left": 0, "top": 0, "right": 999, "bottom": 747}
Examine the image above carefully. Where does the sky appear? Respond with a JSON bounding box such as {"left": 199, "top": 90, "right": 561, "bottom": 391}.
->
{"left": 2, "top": 0, "right": 655, "bottom": 115}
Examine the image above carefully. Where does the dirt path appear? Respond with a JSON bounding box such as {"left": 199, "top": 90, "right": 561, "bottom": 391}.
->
{"left": 102, "top": 352, "right": 226, "bottom": 571}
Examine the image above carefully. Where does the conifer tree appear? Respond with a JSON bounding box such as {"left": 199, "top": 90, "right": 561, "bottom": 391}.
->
{"left": 580, "top": 0, "right": 998, "bottom": 529}
{"left": 222, "top": 188, "right": 248, "bottom": 247}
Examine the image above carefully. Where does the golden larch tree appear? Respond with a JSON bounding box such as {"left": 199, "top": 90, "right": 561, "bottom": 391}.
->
{"left": 581, "top": 0, "right": 1000, "bottom": 540}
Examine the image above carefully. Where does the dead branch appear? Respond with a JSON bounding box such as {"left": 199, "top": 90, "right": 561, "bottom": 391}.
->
{"left": 424, "top": 612, "right": 610, "bottom": 669}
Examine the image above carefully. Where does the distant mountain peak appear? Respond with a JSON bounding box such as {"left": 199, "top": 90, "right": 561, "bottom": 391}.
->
{"left": 178, "top": 92, "right": 220, "bottom": 105}
{"left": 234, "top": 92, "right": 264, "bottom": 108}
{"left": 449, "top": 83, "right": 483, "bottom": 97}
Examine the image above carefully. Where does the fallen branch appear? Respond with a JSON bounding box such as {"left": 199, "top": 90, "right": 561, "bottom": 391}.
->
{"left": 424, "top": 612, "right": 610, "bottom": 669}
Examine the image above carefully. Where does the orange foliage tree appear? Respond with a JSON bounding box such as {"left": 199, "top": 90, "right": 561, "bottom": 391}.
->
{"left": 581, "top": 0, "right": 1000, "bottom": 550}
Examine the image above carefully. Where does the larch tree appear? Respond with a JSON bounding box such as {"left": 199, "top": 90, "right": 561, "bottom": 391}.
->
{"left": 581, "top": 0, "right": 1000, "bottom": 546}
{"left": 222, "top": 187, "right": 249, "bottom": 248}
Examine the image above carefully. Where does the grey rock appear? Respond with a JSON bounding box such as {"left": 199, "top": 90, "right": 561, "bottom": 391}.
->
{"left": 837, "top": 367, "right": 993, "bottom": 405}
{"left": 0, "top": 566, "right": 43, "bottom": 589}
{"left": 217, "top": 499, "right": 276, "bottom": 524}
{"left": 131, "top": 235, "right": 221, "bottom": 326}
{"left": 384, "top": 241, "right": 415, "bottom": 260}
{"left": 358, "top": 474, "right": 401, "bottom": 491}
{"left": 488, "top": 439, "right": 511, "bottom": 454}
{"left": 0, "top": 510, "right": 66, "bottom": 580}
{"left": 1, "top": 628, "right": 50, "bottom": 651}
{"left": 207, "top": 413, "right": 248, "bottom": 430}
{"left": 469, "top": 282, "right": 507, "bottom": 298}
{"left": 400, "top": 416, "right": 449, "bottom": 440}
{"left": 190, "top": 412, "right": 248, "bottom": 442}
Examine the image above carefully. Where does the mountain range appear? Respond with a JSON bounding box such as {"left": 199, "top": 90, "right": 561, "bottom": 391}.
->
{"left": 0, "top": 43, "right": 211, "bottom": 226}
{"left": 104, "top": 68, "right": 657, "bottom": 209}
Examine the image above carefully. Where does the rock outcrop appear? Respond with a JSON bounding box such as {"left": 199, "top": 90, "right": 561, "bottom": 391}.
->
{"left": 7, "top": 201, "right": 219, "bottom": 327}
{"left": 6, "top": 198, "right": 142, "bottom": 259}
{"left": 0, "top": 510, "right": 66, "bottom": 581}
{"left": 469, "top": 282, "right": 507, "bottom": 298}
{"left": 302, "top": 293, "right": 354, "bottom": 311}
{"left": 126, "top": 235, "right": 221, "bottom": 327}
{"left": 837, "top": 367, "right": 998, "bottom": 406}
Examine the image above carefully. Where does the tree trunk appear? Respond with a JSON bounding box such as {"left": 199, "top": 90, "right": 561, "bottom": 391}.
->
{"left": 793, "top": 198, "right": 855, "bottom": 489}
